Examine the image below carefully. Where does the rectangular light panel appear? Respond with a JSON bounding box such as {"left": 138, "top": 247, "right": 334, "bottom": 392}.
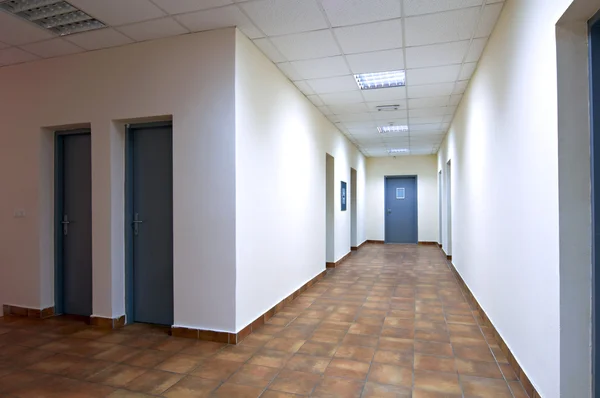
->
{"left": 0, "top": 0, "right": 105, "bottom": 36}
{"left": 354, "top": 70, "right": 406, "bottom": 90}
{"left": 378, "top": 125, "right": 409, "bottom": 134}
{"left": 388, "top": 148, "right": 409, "bottom": 154}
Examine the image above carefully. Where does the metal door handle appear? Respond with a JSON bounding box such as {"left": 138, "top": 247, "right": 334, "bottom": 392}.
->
{"left": 132, "top": 213, "right": 143, "bottom": 235}
{"left": 387, "top": 209, "right": 392, "bottom": 214}
{"left": 61, "top": 215, "right": 70, "bottom": 235}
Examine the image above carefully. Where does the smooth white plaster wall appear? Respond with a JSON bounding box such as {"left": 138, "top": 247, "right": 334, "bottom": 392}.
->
{"left": 0, "top": 29, "right": 238, "bottom": 331}
{"left": 366, "top": 156, "right": 438, "bottom": 242}
{"left": 437, "top": 0, "right": 576, "bottom": 396}
{"left": 234, "top": 31, "right": 367, "bottom": 331}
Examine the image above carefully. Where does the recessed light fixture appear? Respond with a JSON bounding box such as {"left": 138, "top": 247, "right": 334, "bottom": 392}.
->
{"left": 378, "top": 125, "right": 409, "bottom": 134}
{"left": 354, "top": 70, "right": 406, "bottom": 90}
{"left": 388, "top": 148, "right": 409, "bottom": 154}
{"left": 0, "top": 0, "right": 106, "bottom": 36}
{"left": 375, "top": 105, "right": 401, "bottom": 112}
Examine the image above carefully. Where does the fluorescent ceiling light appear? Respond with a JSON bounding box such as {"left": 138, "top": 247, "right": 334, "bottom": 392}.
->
{"left": 0, "top": 0, "right": 105, "bottom": 36}
{"left": 388, "top": 148, "right": 409, "bottom": 154}
{"left": 354, "top": 70, "right": 406, "bottom": 90}
{"left": 378, "top": 125, "right": 408, "bottom": 134}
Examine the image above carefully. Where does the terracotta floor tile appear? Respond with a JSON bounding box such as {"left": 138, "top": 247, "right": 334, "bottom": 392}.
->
{"left": 378, "top": 337, "right": 414, "bottom": 352}
{"left": 269, "top": 369, "right": 321, "bottom": 395}
{"left": 284, "top": 353, "right": 331, "bottom": 374}
{"left": 265, "top": 338, "right": 306, "bottom": 353}
{"left": 499, "top": 363, "right": 518, "bottom": 380}
{"left": 61, "top": 357, "right": 114, "bottom": 380}
{"left": 239, "top": 333, "right": 274, "bottom": 348}
{"left": 341, "top": 333, "right": 379, "bottom": 348}
{"left": 311, "top": 330, "right": 346, "bottom": 344}
{"left": 362, "top": 382, "right": 412, "bottom": 397}
{"left": 414, "top": 370, "right": 461, "bottom": 395}
{"left": 491, "top": 346, "right": 509, "bottom": 363}
{"left": 508, "top": 380, "right": 530, "bottom": 398}
{"left": 261, "top": 391, "right": 305, "bottom": 398}
{"left": 312, "top": 377, "right": 364, "bottom": 398}
{"left": 367, "top": 363, "right": 412, "bottom": 387}
{"left": 125, "top": 369, "right": 184, "bottom": 394}
{"left": 415, "top": 330, "right": 450, "bottom": 343}
{"left": 453, "top": 345, "right": 495, "bottom": 363}
{"left": 334, "top": 344, "right": 375, "bottom": 363}
{"left": 373, "top": 349, "right": 413, "bottom": 367}
{"left": 414, "top": 353, "right": 456, "bottom": 373}
{"left": 214, "top": 344, "right": 258, "bottom": 362}
{"left": 355, "top": 316, "right": 385, "bottom": 326}
{"left": 98, "top": 333, "right": 137, "bottom": 345}
{"left": 412, "top": 390, "right": 462, "bottom": 398}
{"left": 190, "top": 358, "right": 242, "bottom": 380}
{"left": 324, "top": 358, "right": 370, "bottom": 380}
{"left": 0, "top": 370, "right": 52, "bottom": 394}
{"left": 155, "top": 353, "right": 203, "bottom": 373}
{"left": 212, "top": 382, "right": 264, "bottom": 397}
{"left": 348, "top": 323, "right": 382, "bottom": 336}
{"left": 456, "top": 358, "right": 503, "bottom": 379}
{"left": 123, "top": 349, "right": 174, "bottom": 368}
{"left": 460, "top": 375, "right": 513, "bottom": 397}
{"left": 298, "top": 341, "right": 337, "bottom": 357}
{"left": 93, "top": 344, "right": 142, "bottom": 362}
{"left": 107, "top": 389, "right": 156, "bottom": 397}
{"left": 162, "top": 375, "right": 220, "bottom": 397}
{"left": 248, "top": 349, "right": 291, "bottom": 368}
{"left": 150, "top": 337, "right": 195, "bottom": 352}
{"left": 415, "top": 321, "right": 447, "bottom": 332}
{"left": 414, "top": 341, "right": 453, "bottom": 357}
{"left": 27, "top": 352, "right": 80, "bottom": 374}
{"left": 87, "top": 363, "right": 147, "bottom": 387}
{"left": 227, "top": 363, "right": 278, "bottom": 388}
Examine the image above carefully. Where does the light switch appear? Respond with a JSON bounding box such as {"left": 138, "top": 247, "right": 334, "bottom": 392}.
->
{"left": 14, "top": 209, "right": 26, "bottom": 218}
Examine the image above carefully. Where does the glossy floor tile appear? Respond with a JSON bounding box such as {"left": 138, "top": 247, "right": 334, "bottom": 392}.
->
{"left": 0, "top": 244, "right": 529, "bottom": 397}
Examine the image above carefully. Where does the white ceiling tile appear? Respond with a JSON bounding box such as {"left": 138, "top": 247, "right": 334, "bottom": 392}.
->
{"left": 445, "top": 105, "right": 457, "bottom": 114}
{"left": 465, "top": 37, "right": 487, "bottom": 62}
{"left": 334, "top": 20, "right": 403, "bottom": 54}
{"left": 318, "top": 105, "right": 333, "bottom": 115}
{"left": 403, "top": 0, "right": 483, "bottom": 16}
{"left": 328, "top": 103, "right": 369, "bottom": 114}
{"left": 406, "top": 65, "right": 461, "bottom": 85}
{"left": 449, "top": 94, "right": 462, "bottom": 106}
{"left": 151, "top": 0, "right": 233, "bottom": 14}
{"left": 20, "top": 38, "right": 83, "bottom": 58}
{"left": 441, "top": 122, "right": 451, "bottom": 129}
{"left": 253, "top": 38, "right": 286, "bottom": 62}
{"left": 277, "top": 62, "right": 303, "bottom": 80}
{"left": 411, "top": 116, "right": 444, "bottom": 124}
{"left": 407, "top": 82, "right": 455, "bottom": 98}
{"left": 0, "top": 11, "right": 54, "bottom": 45}
{"left": 69, "top": 0, "right": 165, "bottom": 25}
{"left": 373, "top": 110, "right": 408, "bottom": 121}
{"left": 476, "top": 3, "right": 503, "bottom": 38}
{"left": 409, "top": 123, "right": 442, "bottom": 131}
{"left": 307, "top": 94, "right": 324, "bottom": 106}
{"left": 270, "top": 30, "right": 341, "bottom": 61}
{"left": 459, "top": 62, "right": 477, "bottom": 80}
{"left": 291, "top": 56, "right": 350, "bottom": 80}
{"left": 404, "top": 7, "right": 480, "bottom": 46}
{"left": 240, "top": 0, "right": 327, "bottom": 36}
{"left": 176, "top": 5, "right": 263, "bottom": 39}
{"left": 294, "top": 80, "right": 315, "bottom": 95}
{"left": 337, "top": 113, "right": 377, "bottom": 122}
{"left": 345, "top": 49, "right": 404, "bottom": 74}
{"left": 405, "top": 41, "right": 469, "bottom": 68}
{"left": 65, "top": 28, "right": 134, "bottom": 50}
{"left": 409, "top": 107, "right": 448, "bottom": 118}
{"left": 453, "top": 80, "right": 468, "bottom": 94}
{"left": 361, "top": 87, "right": 406, "bottom": 102}
{"left": 321, "top": 0, "right": 401, "bottom": 27}
{"left": 320, "top": 91, "right": 364, "bottom": 105}
{"left": 307, "top": 75, "right": 357, "bottom": 94}
{"left": 409, "top": 96, "right": 451, "bottom": 108}
{"left": 443, "top": 114, "right": 454, "bottom": 122}
{"left": 0, "top": 47, "right": 38, "bottom": 66}
{"left": 117, "top": 17, "right": 188, "bottom": 42}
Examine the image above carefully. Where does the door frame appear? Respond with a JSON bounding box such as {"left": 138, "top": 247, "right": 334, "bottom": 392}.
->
{"left": 589, "top": 12, "right": 600, "bottom": 395}
{"left": 384, "top": 175, "right": 418, "bottom": 244}
{"left": 124, "top": 121, "right": 173, "bottom": 324}
{"left": 54, "top": 128, "right": 91, "bottom": 316}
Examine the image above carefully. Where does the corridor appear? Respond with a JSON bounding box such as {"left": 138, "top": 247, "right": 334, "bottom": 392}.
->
{"left": 0, "top": 244, "right": 528, "bottom": 397}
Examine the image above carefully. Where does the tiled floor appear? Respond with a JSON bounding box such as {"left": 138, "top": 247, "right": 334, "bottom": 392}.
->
{"left": 0, "top": 244, "right": 530, "bottom": 397}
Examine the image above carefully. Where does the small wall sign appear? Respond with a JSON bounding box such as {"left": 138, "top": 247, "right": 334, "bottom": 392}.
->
{"left": 341, "top": 181, "right": 347, "bottom": 211}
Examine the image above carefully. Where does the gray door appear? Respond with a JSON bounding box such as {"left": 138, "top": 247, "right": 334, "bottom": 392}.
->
{"left": 385, "top": 176, "right": 418, "bottom": 243}
{"left": 130, "top": 124, "right": 174, "bottom": 326}
{"left": 59, "top": 133, "right": 92, "bottom": 316}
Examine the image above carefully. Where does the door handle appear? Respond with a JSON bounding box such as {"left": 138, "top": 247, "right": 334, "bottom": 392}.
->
{"left": 132, "top": 213, "right": 143, "bottom": 236}
{"left": 387, "top": 209, "right": 392, "bottom": 214}
{"left": 61, "top": 215, "right": 70, "bottom": 235}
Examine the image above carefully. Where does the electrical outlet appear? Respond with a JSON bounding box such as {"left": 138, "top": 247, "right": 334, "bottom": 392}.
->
{"left": 13, "top": 209, "right": 26, "bottom": 218}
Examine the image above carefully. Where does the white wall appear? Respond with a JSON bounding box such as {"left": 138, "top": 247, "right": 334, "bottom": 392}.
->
{"left": 0, "top": 28, "right": 238, "bottom": 332}
{"left": 234, "top": 31, "right": 367, "bottom": 331}
{"left": 366, "top": 156, "right": 438, "bottom": 242}
{"left": 437, "top": 0, "right": 578, "bottom": 396}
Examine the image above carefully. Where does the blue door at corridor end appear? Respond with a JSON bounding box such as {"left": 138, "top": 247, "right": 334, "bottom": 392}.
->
{"left": 385, "top": 176, "right": 418, "bottom": 244}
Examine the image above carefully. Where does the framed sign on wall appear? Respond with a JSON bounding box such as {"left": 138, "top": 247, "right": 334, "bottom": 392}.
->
{"left": 341, "top": 181, "right": 347, "bottom": 211}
